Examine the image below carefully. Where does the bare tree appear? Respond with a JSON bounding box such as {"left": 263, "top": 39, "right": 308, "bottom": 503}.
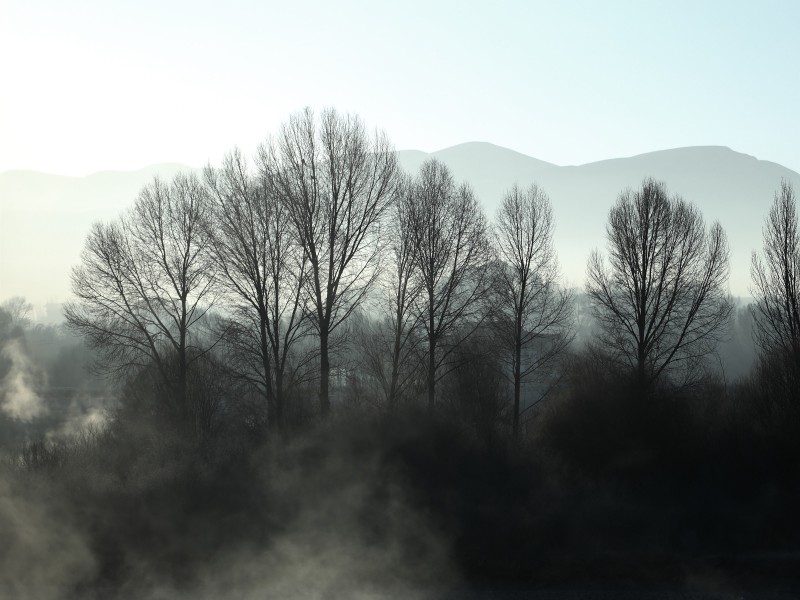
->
{"left": 358, "top": 174, "right": 425, "bottom": 411}
{"left": 65, "top": 172, "right": 218, "bottom": 430}
{"left": 268, "top": 108, "right": 399, "bottom": 416}
{"left": 750, "top": 180, "right": 800, "bottom": 384}
{"left": 404, "top": 159, "right": 494, "bottom": 410}
{"left": 493, "top": 184, "right": 574, "bottom": 441}
{"left": 1, "top": 297, "right": 33, "bottom": 328}
{"left": 204, "top": 148, "right": 310, "bottom": 432}
{"left": 586, "top": 178, "right": 732, "bottom": 392}
{"left": 751, "top": 180, "right": 800, "bottom": 355}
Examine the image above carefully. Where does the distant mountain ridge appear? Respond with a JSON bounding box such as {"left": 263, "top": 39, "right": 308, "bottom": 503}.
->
{"left": 397, "top": 143, "right": 799, "bottom": 298}
{"left": 2, "top": 144, "right": 798, "bottom": 305}
{"left": 0, "top": 163, "right": 195, "bottom": 212}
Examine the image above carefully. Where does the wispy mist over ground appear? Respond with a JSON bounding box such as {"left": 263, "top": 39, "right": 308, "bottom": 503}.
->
{"left": 0, "top": 473, "right": 96, "bottom": 600}
{"left": 1, "top": 411, "right": 465, "bottom": 600}
{"left": 4, "top": 404, "right": 800, "bottom": 599}
{"left": 2, "top": 298, "right": 800, "bottom": 597}
{"left": 1, "top": 337, "right": 48, "bottom": 421}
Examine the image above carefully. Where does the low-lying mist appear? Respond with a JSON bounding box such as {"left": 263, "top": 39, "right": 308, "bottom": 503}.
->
{"left": 2, "top": 413, "right": 467, "bottom": 600}
{"left": 2, "top": 301, "right": 800, "bottom": 598}
{"left": 5, "top": 383, "right": 800, "bottom": 598}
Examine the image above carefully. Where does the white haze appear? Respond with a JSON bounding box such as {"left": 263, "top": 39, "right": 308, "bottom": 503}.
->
{"left": 0, "top": 338, "right": 48, "bottom": 421}
{"left": 1, "top": 143, "right": 798, "bottom": 309}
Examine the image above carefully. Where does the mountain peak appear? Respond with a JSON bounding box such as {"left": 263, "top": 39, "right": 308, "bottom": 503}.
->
{"left": 431, "top": 141, "right": 556, "bottom": 167}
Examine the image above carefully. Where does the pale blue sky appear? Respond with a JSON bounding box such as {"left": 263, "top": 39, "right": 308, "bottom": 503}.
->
{"left": 1, "top": 0, "right": 798, "bottom": 175}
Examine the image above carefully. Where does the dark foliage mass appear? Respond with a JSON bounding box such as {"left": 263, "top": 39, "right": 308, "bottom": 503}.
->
{"left": 3, "top": 371, "right": 800, "bottom": 598}
{"left": 2, "top": 112, "right": 799, "bottom": 597}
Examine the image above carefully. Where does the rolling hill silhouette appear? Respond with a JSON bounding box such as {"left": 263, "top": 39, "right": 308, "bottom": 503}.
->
{"left": 2, "top": 145, "right": 797, "bottom": 306}
{"left": 397, "top": 143, "right": 799, "bottom": 298}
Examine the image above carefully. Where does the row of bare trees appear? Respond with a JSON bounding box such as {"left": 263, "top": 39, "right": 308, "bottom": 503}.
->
{"left": 585, "top": 176, "right": 800, "bottom": 405}
{"left": 65, "top": 105, "right": 797, "bottom": 441}
{"left": 355, "top": 165, "right": 575, "bottom": 441}
{"left": 66, "top": 108, "right": 574, "bottom": 439}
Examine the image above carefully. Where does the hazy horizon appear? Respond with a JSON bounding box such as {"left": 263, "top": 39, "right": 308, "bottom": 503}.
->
{"left": 2, "top": 140, "right": 798, "bottom": 309}
{"left": 1, "top": 140, "right": 794, "bottom": 179}
{"left": 2, "top": 140, "right": 794, "bottom": 179}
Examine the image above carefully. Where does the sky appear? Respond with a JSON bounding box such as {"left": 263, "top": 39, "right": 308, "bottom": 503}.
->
{"left": 1, "top": 0, "right": 798, "bottom": 176}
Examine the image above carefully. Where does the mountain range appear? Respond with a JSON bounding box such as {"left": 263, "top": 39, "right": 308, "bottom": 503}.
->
{"left": 1, "top": 144, "right": 798, "bottom": 307}
{"left": 398, "top": 143, "right": 799, "bottom": 299}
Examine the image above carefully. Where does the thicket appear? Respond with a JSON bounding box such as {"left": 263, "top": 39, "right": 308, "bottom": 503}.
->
{"left": 4, "top": 327, "right": 800, "bottom": 598}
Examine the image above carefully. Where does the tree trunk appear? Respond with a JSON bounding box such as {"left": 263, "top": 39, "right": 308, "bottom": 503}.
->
{"left": 275, "top": 367, "right": 285, "bottom": 434}
{"left": 387, "top": 322, "right": 403, "bottom": 413}
{"left": 388, "top": 358, "right": 399, "bottom": 414}
{"left": 177, "top": 351, "right": 188, "bottom": 426}
{"left": 260, "top": 317, "right": 276, "bottom": 430}
{"left": 320, "top": 329, "right": 330, "bottom": 417}
{"left": 636, "top": 345, "right": 648, "bottom": 396}
{"left": 178, "top": 301, "right": 190, "bottom": 436}
{"left": 513, "top": 335, "right": 522, "bottom": 443}
{"left": 427, "top": 336, "right": 436, "bottom": 412}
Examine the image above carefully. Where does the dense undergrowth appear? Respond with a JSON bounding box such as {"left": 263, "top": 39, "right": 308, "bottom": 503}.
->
{"left": 3, "top": 351, "right": 800, "bottom": 599}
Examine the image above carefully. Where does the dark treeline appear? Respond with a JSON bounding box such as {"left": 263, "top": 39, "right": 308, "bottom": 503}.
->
{"left": 2, "top": 109, "right": 800, "bottom": 598}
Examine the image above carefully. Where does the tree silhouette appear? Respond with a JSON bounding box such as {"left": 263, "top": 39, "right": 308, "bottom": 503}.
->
{"left": 750, "top": 180, "right": 800, "bottom": 393}
{"left": 65, "top": 173, "right": 218, "bottom": 430}
{"left": 205, "top": 148, "right": 310, "bottom": 432}
{"left": 492, "top": 184, "right": 573, "bottom": 441}
{"left": 268, "top": 108, "right": 399, "bottom": 416}
{"left": 403, "top": 159, "right": 493, "bottom": 410}
{"left": 586, "top": 178, "right": 732, "bottom": 392}
{"left": 1, "top": 297, "right": 33, "bottom": 328}
{"left": 358, "top": 174, "right": 425, "bottom": 411}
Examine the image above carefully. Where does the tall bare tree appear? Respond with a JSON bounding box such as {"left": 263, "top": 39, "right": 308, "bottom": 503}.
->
{"left": 65, "top": 173, "right": 218, "bottom": 429}
{"left": 586, "top": 178, "right": 732, "bottom": 392}
{"left": 751, "top": 180, "right": 800, "bottom": 378}
{"left": 404, "top": 159, "right": 493, "bottom": 410}
{"left": 204, "top": 148, "right": 309, "bottom": 432}
{"left": 268, "top": 108, "right": 399, "bottom": 416}
{"left": 358, "top": 174, "right": 424, "bottom": 411}
{"left": 493, "top": 184, "right": 574, "bottom": 441}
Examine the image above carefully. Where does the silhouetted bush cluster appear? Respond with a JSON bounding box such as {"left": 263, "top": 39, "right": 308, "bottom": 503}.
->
{"left": 4, "top": 345, "right": 800, "bottom": 599}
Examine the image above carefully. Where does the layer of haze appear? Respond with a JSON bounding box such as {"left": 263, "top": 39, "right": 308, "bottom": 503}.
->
{"left": 1, "top": 0, "right": 798, "bottom": 176}
{"left": 2, "top": 144, "right": 799, "bottom": 306}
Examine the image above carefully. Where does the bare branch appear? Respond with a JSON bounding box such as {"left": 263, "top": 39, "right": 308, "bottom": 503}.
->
{"left": 491, "top": 183, "right": 574, "bottom": 440}
{"left": 586, "top": 178, "right": 732, "bottom": 391}
{"left": 269, "top": 108, "right": 399, "bottom": 416}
